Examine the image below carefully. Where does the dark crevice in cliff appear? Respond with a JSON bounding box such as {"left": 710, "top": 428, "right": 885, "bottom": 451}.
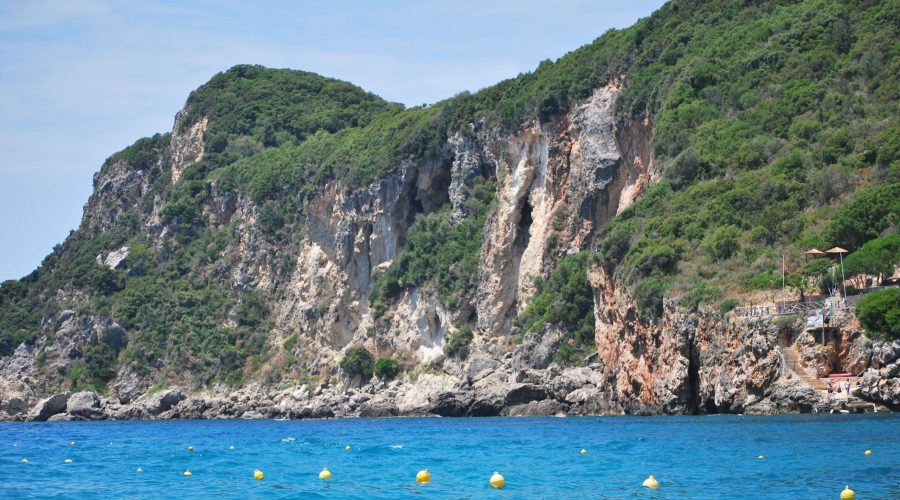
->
{"left": 417, "top": 159, "right": 452, "bottom": 213}
{"left": 687, "top": 330, "right": 701, "bottom": 414}
{"left": 515, "top": 199, "right": 533, "bottom": 250}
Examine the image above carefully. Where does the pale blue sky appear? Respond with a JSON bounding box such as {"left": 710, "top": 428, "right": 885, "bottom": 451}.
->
{"left": 0, "top": 0, "right": 665, "bottom": 281}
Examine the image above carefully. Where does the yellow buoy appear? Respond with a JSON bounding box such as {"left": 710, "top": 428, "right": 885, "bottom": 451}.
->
{"left": 642, "top": 474, "right": 660, "bottom": 489}
{"left": 319, "top": 467, "right": 332, "bottom": 480}
{"left": 581, "top": 448, "right": 587, "bottom": 454}
{"left": 416, "top": 469, "right": 430, "bottom": 483}
{"left": 70, "top": 441, "right": 76, "bottom": 446}
{"left": 254, "top": 469, "right": 265, "bottom": 480}
{"left": 21, "top": 458, "right": 28, "bottom": 463}
{"left": 345, "top": 445, "right": 351, "bottom": 451}
{"left": 758, "top": 455, "right": 765, "bottom": 459}
{"left": 489, "top": 471, "right": 505, "bottom": 489}
{"left": 865, "top": 449, "right": 872, "bottom": 455}
{"left": 840, "top": 485, "right": 855, "bottom": 500}
{"left": 64, "top": 459, "right": 73, "bottom": 463}
{"left": 187, "top": 446, "right": 194, "bottom": 452}
{"left": 183, "top": 469, "right": 192, "bottom": 477}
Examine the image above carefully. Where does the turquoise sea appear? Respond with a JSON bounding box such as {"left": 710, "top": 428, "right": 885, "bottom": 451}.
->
{"left": 1, "top": 414, "right": 898, "bottom": 499}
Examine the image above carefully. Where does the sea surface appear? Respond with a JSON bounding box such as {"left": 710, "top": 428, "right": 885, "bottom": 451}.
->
{"left": 1, "top": 414, "right": 898, "bottom": 499}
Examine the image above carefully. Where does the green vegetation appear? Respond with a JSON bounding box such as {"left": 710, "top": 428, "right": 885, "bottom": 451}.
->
{"left": 443, "top": 325, "right": 474, "bottom": 359}
{"left": 282, "top": 333, "right": 299, "bottom": 351}
{"left": 826, "top": 184, "right": 900, "bottom": 250}
{"left": 374, "top": 356, "right": 400, "bottom": 380}
{"left": 679, "top": 283, "right": 722, "bottom": 312}
{"left": 516, "top": 253, "right": 595, "bottom": 365}
{"left": 844, "top": 235, "right": 900, "bottom": 281}
{"left": 339, "top": 345, "right": 375, "bottom": 380}
{"left": 589, "top": 0, "right": 898, "bottom": 310}
{"left": 856, "top": 288, "right": 900, "bottom": 340}
{"left": 719, "top": 298, "right": 738, "bottom": 315}
{"left": 182, "top": 64, "right": 402, "bottom": 153}
{"left": 1, "top": 0, "right": 898, "bottom": 387}
{"left": 370, "top": 177, "right": 495, "bottom": 312}
{"left": 69, "top": 344, "right": 117, "bottom": 392}
{"left": 107, "top": 133, "right": 171, "bottom": 171}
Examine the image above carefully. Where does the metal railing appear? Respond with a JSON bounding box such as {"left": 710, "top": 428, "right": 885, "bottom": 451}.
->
{"left": 733, "top": 300, "right": 853, "bottom": 318}
{"left": 728, "top": 284, "right": 896, "bottom": 318}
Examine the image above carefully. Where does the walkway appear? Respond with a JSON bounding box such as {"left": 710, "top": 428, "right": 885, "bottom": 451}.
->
{"left": 780, "top": 346, "right": 826, "bottom": 390}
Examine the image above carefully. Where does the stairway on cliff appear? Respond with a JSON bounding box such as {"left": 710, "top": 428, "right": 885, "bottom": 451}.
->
{"left": 780, "top": 346, "right": 827, "bottom": 391}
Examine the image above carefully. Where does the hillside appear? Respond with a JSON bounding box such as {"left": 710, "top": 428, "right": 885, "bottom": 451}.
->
{"left": 0, "top": 0, "right": 898, "bottom": 419}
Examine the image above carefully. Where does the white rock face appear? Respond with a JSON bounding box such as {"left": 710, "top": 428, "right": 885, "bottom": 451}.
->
{"left": 96, "top": 246, "right": 129, "bottom": 269}
{"left": 395, "top": 373, "right": 460, "bottom": 414}
{"left": 170, "top": 116, "right": 207, "bottom": 183}
{"left": 385, "top": 289, "right": 452, "bottom": 363}
{"left": 475, "top": 80, "right": 651, "bottom": 336}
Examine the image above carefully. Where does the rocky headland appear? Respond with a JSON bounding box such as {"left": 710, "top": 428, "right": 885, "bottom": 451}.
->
{"left": 1, "top": 0, "right": 898, "bottom": 422}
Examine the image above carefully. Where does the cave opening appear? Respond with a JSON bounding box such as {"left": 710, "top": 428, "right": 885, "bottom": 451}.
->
{"left": 515, "top": 199, "right": 533, "bottom": 249}
{"left": 417, "top": 159, "right": 453, "bottom": 213}
{"left": 687, "top": 333, "right": 701, "bottom": 414}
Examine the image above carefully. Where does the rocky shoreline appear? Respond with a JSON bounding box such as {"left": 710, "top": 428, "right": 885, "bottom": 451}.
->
{"left": 6, "top": 333, "right": 897, "bottom": 423}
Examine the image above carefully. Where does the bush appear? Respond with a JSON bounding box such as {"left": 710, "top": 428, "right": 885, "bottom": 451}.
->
{"left": 236, "top": 290, "right": 269, "bottom": 328}
{"left": 369, "top": 177, "right": 494, "bottom": 311}
{"left": 719, "top": 298, "right": 738, "bottom": 315}
{"left": 69, "top": 343, "right": 117, "bottom": 392}
{"left": 701, "top": 225, "right": 741, "bottom": 261}
{"left": 679, "top": 283, "right": 722, "bottom": 311}
{"left": 517, "top": 253, "right": 594, "bottom": 342}
{"left": 856, "top": 288, "right": 900, "bottom": 340}
{"left": 826, "top": 183, "right": 900, "bottom": 250}
{"left": 844, "top": 235, "right": 900, "bottom": 279}
{"left": 634, "top": 278, "right": 668, "bottom": 322}
{"left": 444, "top": 325, "right": 474, "bottom": 359}
{"left": 282, "top": 333, "right": 298, "bottom": 351}
{"left": 664, "top": 147, "right": 710, "bottom": 190}
{"left": 744, "top": 269, "right": 781, "bottom": 290}
{"left": 374, "top": 356, "right": 400, "bottom": 380}
{"left": 340, "top": 345, "right": 375, "bottom": 379}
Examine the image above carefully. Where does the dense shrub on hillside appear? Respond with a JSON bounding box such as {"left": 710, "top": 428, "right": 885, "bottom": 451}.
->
{"left": 856, "top": 288, "right": 900, "bottom": 340}
{"left": 182, "top": 64, "right": 402, "bottom": 149}
{"left": 702, "top": 225, "right": 742, "bottom": 261}
{"left": 517, "top": 253, "right": 595, "bottom": 365}
{"left": 634, "top": 278, "right": 668, "bottom": 322}
{"left": 826, "top": 184, "right": 900, "bottom": 250}
{"left": 844, "top": 235, "right": 900, "bottom": 280}
{"left": 374, "top": 356, "right": 400, "bottom": 380}
{"left": 443, "top": 325, "right": 474, "bottom": 359}
{"left": 1, "top": 0, "right": 898, "bottom": 388}
{"left": 340, "top": 345, "right": 375, "bottom": 379}
{"left": 369, "top": 178, "right": 495, "bottom": 312}
{"left": 679, "top": 283, "right": 722, "bottom": 311}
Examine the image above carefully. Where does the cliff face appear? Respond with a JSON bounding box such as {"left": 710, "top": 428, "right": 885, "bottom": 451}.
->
{"left": 2, "top": 0, "right": 898, "bottom": 419}
{"left": 0, "top": 76, "right": 859, "bottom": 421}
{"left": 590, "top": 264, "right": 786, "bottom": 414}
{"left": 251, "top": 80, "right": 652, "bottom": 373}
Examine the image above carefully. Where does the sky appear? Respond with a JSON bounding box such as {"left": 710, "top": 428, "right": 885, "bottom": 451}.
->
{"left": 0, "top": 0, "right": 665, "bottom": 281}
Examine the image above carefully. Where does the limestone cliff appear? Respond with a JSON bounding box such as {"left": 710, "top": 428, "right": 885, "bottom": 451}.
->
{"left": 2, "top": 0, "right": 898, "bottom": 419}
{"left": 3, "top": 76, "right": 875, "bottom": 422}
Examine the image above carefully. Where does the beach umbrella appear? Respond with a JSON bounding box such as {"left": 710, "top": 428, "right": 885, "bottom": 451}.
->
{"left": 826, "top": 247, "right": 848, "bottom": 298}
